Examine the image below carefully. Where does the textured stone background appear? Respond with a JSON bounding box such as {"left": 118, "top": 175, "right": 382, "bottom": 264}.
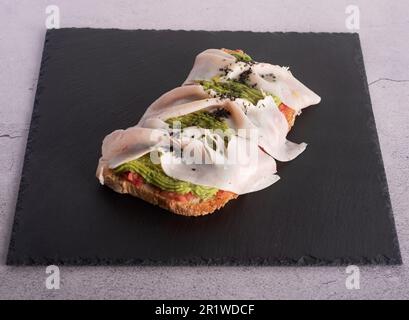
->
{"left": 0, "top": 0, "right": 408, "bottom": 299}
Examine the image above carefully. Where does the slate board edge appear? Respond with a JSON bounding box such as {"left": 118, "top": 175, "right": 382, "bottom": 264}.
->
{"left": 6, "top": 30, "right": 52, "bottom": 266}
{"left": 35, "top": 27, "right": 361, "bottom": 35}
{"left": 353, "top": 33, "right": 402, "bottom": 265}
{"left": 6, "top": 29, "right": 402, "bottom": 266}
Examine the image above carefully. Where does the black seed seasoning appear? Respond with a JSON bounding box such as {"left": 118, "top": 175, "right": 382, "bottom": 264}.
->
{"left": 212, "top": 108, "right": 231, "bottom": 119}
{"left": 238, "top": 68, "right": 252, "bottom": 84}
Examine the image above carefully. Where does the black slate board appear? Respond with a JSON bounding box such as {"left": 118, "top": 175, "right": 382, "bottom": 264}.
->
{"left": 7, "top": 29, "right": 401, "bottom": 265}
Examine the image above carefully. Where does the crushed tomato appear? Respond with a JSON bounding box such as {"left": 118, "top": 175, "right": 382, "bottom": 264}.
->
{"left": 278, "top": 103, "right": 296, "bottom": 128}
{"left": 125, "top": 172, "right": 144, "bottom": 187}
{"left": 159, "top": 191, "right": 196, "bottom": 202}
{"left": 124, "top": 171, "right": 198, "bottom": 202}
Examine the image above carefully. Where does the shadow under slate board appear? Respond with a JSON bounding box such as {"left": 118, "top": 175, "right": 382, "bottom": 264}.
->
{"left": 7, "top": 28, "right": 401, "bottom": 266}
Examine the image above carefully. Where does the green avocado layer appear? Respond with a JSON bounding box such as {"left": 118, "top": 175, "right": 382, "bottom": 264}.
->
{"left": 199, "top": 78, "right": 281, "bottom": 106}
{"left": 113, "top": 154, "right": 218, "bottom": 200}
{"left": 229, "top": 51, "right": 253, "bottom": 62}
{"left": 165, "top": 110, "right": 229, "bottom": 132}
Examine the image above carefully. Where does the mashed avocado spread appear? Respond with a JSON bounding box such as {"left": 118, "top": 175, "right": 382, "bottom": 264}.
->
{"left": 230, "top": 52, "right": 252, "bottom": 62}
{"left": 113, "top": 154, "right": 218, "bottom": 199}
{"left": 199, "top": 78, "right": 281, "bottom": 106}
{"left": 165, "top": 110, "right": 229, "bottom": 131}
{"left": 223, "top": 49, "right": 253, "bottom": 62}
{"left": 113, "top": 111, "right": 228, "bottom": 199}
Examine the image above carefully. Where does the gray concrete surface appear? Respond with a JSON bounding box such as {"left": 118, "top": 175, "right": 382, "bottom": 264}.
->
{"left": 0, "top": 0, "right": 408, "bottom": 299}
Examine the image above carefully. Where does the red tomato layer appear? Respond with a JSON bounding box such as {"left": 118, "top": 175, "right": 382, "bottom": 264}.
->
{"left": 123, "top": 171, "right": 198, "bottom": 202}
{"left": 278, "top": 102, "right": 296, "bottom": 127}
{"left": 125, "top": 172, "right": 144, "bottom": 187}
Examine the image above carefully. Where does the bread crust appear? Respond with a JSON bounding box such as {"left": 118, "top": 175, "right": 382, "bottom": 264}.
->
{"left": 102, "top": 169, "right": 238, "bottom": 216}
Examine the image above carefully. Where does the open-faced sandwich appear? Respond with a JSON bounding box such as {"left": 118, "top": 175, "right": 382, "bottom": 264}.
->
{"left": 96, "top": 49, "right": 321, "bottom": 216}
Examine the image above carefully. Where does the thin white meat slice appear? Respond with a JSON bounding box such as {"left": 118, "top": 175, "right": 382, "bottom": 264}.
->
{"left": 96, "top": 127, "right": 169, "bottom": 183}
{"left": 160, "top": 134, "right": 280, "bottom": 194}
{"left": 237, "top": 96, "right": 307, "bottom": 161}
{"left": 246, "top": 63, "right": 321, "bottom": 111}
{"left": 137, "top": 85, "right": 209, "bottom": 126}
{"left": 183, "top": 49, "right": 236, "bottom": 85}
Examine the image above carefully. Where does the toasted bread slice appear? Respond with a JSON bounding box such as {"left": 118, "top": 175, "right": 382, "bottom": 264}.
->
{"left": 102, "top": 169, "right": 238, "bottom": 216}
